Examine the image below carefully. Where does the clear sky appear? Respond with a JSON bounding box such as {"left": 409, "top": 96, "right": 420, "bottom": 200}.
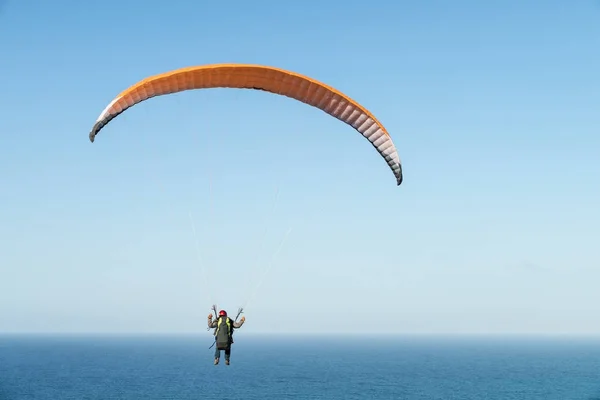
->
{"left": 1, "top": 0, "right": 599, "bottom": 335}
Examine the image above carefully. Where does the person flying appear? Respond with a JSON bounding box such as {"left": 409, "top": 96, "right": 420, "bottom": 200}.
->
{"left": 208, "top": 310, "right": 246, "bottom": 365}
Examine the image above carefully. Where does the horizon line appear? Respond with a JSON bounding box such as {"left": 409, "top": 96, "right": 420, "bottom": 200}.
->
{"left": 2, "top": 331, "right": 600, "bottom": 338}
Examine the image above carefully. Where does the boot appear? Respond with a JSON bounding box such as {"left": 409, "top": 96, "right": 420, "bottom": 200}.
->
{"left": 214, "top": 358, "right": 219, "bottom": 365}
{"left": 225, "top": 359, "right": 230, "bottom": 366}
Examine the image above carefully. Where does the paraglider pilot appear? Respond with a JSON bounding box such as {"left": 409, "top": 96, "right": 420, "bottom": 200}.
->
{"left": 208, "top": 310, "right": 245, "bottom": 365}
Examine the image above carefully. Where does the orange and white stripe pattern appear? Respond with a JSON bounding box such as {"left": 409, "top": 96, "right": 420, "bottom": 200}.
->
{"left": 89, "top": 63, "right": 403, "bottom": 185}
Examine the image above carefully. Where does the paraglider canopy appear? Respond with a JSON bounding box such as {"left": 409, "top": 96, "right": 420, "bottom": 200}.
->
{"left": 88, "top": 63, "right": 403, "bottom": 185}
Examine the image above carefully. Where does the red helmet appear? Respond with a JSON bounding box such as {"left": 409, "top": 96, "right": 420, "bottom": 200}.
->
{"left": 218, "top": 310, "right": 227, "bottom": 317}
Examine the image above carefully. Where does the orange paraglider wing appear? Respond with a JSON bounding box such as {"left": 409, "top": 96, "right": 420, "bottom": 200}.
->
{"left": 89, "top": 63, "right": 403, "bottom": 185}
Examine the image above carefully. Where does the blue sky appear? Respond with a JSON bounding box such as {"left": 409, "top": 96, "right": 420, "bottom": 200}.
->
{"left": 0, "top": 0, "right": 599, "bottom": 335}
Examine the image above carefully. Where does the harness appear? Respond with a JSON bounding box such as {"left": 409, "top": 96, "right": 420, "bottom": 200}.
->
{"left": 209, "top": 316, "right": 233, "bottom": 350}
{"left": 215, "top": 317, "right": 232, "bottom": 340}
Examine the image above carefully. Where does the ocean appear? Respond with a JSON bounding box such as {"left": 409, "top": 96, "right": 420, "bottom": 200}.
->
{"left": 1, "top": 334, "right": 600, "bottom": 399}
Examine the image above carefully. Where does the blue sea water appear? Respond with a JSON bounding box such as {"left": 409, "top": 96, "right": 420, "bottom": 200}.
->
{"left": 1, "top": 335, "right": 600, "bottom": 399}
